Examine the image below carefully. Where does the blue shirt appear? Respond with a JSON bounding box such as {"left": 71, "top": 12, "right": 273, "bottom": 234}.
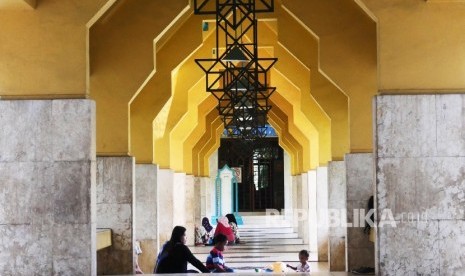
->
{"left": 206, "top": 247, "right": 225, "bottom": 270}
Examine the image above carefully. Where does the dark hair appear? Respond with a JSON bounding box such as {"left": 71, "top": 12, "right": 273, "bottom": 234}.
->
{"left": 170, "top": 226, "right": 186, "bottom": 243}
{"left": 225, "top": 213, "right": 237, "bottom": 225}
{"left": 299, "top": 250, "right": 309, "bottom": 258}
{"left": 213, "top": 234, "right": 228, "bottom": 245}
{"left": 165, "top": 226, "right": 186, "bottom": 255}
{"left": 202, "top": 217, "right": 213, "bottom": 232}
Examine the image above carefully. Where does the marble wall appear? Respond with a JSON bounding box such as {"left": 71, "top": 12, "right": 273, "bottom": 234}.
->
{"left": 345, "top": 153, "right": 375, "bottom": 271}
{"left": 375, "top": 94, "right": 465, "bottom": 275}
{"left": 194, "top": 177, "right": 202, "bottom": 224}
{"left": 328, "top": 161, "right": 347, "bottom": 271}
{"left": 292, "top": 176, "right": 298, "bottom": 232}
{"left": 135, "top": 164, "right": 158, "bottom": 274}
{"left": 316, "top": 167, "right": 329, "bottom": 261}
{"left": 284, "top": 152, "right": 293, "bottom": 222}
{"left": 185, "top": 175, "right": 196, "bottom": 246}
{"left": 307, "top": 170, "right": 318, "bottom": 254}
{"left": 295, "top": 174, "right": 303, "bottom": 240}
{"left": 208, "top": 151, "right": 218, "bottom": 220}
{"left": 157, "top": 169, "right": 174, "bottom": 246}
{"left": 96, "top": 156, "right": 135, "bottom": 275}
{"left": 0, "top": 100, "right": 96, "bottom": 275}
{"left": 172, "top": 173, "right": 186, "bottom": 228}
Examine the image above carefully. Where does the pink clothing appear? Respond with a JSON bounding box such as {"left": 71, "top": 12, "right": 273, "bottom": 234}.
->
{"left": 214, "top": 222, "right": 235, "bottom": 242}
{"left": 217, "top": 216, "right": 230, "bottom": 228}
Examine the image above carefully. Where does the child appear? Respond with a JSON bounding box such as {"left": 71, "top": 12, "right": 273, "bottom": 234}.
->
{"left": 286, "top": 250, "right": 310, "bottom": 272}
{"left": 206, "top": 234, "right": 234, "bottom": 273}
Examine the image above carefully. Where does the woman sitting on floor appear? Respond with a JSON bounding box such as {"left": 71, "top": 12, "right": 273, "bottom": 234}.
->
{"left": 214, "top": 216, "right": 235, "bottom": 244}
{"left": 195, "top": 217, "right": 214, "bottom": 246}
{"left": 155, "top": 226, "right": 210, "bottom": 273}
{"left": 226, "top": 213, "right": 240, "bottom": 244}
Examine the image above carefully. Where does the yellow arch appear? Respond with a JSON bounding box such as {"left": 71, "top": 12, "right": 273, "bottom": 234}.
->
{"left": 183, "top": 96, "right": 218, "bottom": 174}
{"left": 130, "top": 13, "right": 203, "bottom": 164}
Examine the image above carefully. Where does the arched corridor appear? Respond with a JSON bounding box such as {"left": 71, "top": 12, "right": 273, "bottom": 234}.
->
{"left": 1, "top": 0, "right": 465, "bottom": 275}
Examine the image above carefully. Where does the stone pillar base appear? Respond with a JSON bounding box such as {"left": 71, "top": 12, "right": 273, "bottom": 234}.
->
{"left": 375, "top": 95, "right": 465, "bottom": 275}
{"left": 0, "top": 100, "right": 96, "bottom": 275}
{"left": 97, "top": 156, "right": 135, "bottom": 275}
{"left": 346, "top": 153, "right": 374, "bottom": 271}
{"left": 328, "top": 161, "right": 347, "bottom": 271}
{"left": 135, "top": 164, "right": 158, "bottom": 273}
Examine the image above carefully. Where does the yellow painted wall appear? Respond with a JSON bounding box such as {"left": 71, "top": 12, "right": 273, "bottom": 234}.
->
{"left": 130, "top": 14, "right": 203, "bottom": 164}
{"left": 191, "top": 111, "right": 223, "bottom": 176}
{"left": 281, "top": 0, "right": 377, "bottom": 153}
{"left": 156, "top": 22, "right": 217, "bottom": 170}
{"left": 10, "top": 1, "right": 465, "bottom": 176}
{"left": 268, "top": 111, "right": 302, "bottom": 175}
{"left": 275, "top": 6, "right": 350, "bottom": 159}
{"left": 183, "top": 96, "right": 217, "bottom": 175}
{"left": 90, "top": 0, "right": 189, "bottom": 156}
{"left": 360, "top": 0, "right": 465, "bottom": 91}
{"left": 0, "top": 0, "right": 107, "bottom": 97}
{"left": 258, "top": 21, "right": 333, "bottom": 165}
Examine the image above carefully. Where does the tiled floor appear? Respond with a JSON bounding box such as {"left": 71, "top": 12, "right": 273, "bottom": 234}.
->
{"left": 134, "top": 215, "right": 360, "bottom": 275}
{"left": 186, "top": 215, "right": 355, "bottom": 275}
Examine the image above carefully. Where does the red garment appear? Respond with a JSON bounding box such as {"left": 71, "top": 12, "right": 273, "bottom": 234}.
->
{"left": 214, "top": 222, "right": 235, "bottom": 242}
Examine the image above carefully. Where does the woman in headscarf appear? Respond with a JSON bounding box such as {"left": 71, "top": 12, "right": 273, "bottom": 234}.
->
{"left": 155, "top": 226, "right": 210, "bottom": 273}
{"left": 226, "top": 213, "right": 240, "bottom": 244}
{"left": 195, "top": 217, "right": 214, "bottom": 246}
{"left": 214, "top": 216, "right": 235, "bottom": 244}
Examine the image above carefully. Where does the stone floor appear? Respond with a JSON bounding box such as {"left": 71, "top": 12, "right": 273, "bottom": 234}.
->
{"left": 128, "top": 214, "right": 359, "bottom": 275}
{"left": 186, "top": 215, "right": 354, "bottom": 275}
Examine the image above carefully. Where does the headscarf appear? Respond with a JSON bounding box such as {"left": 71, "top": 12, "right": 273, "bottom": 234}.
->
{"left": 226, "top": 213, "right": 237, "bottom": 225}
{"left": 202, "top": 217, "right": 213, "bottom": 232}
{"left": 217, "top": 216, "right": 230, "bottom": 228}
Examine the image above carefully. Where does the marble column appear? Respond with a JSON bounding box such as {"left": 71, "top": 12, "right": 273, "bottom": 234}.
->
{"left": 345, "top": 153, "right": 375, "bottom": 271}
{"left": 0, "top": 100, "right": 96, "bottom": 275}
{"left": 291, "top": 175, "right": 299, "bottom": 232}
{"left": 375, "top": 94, "right": 465, "bottom": 275}
{"left": 284, "top": 152, "right": 293, "bottom": 222}
{"left": 194, "top": 177, "right": 202, "bottom": 224}
{"left": 209, "top": 151, "right": 218, "bottom": 220}
{"left": 185, "top": 175, "right": 196, "bottom": 246}
{"left": 96, "top": 156, "right": 135, "bottom": 275}
{"left": 295, "top": 174, "right": 303, "bottom": 239}
{"left": 157, "top": 169, "right": 174, "bottom": 246}
{"left": 316, "top": 167, "right": 329, "bottom": 261}
{"left": 307, "top": 170, "right": 318, "bottom": 253}
{"left": 135, "top": 164, "right": 158, "bottom": 274}
{"left": 328, "top": 161, "right": 347, "bottom": 271}
{"left": 199, "top": 177, "right": 213, "bottom": 221}
{"left": 172, "top": 173, "right": 186, "bottom": 228}
{"left": 300, "top": 173, "right": 309, "bottom": 244}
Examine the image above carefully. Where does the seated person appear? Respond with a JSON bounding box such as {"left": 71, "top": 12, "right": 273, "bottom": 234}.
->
{"left": 154, "top": 226, "right": 210, "bottom": 273}
{"left": 195, "top": 217, "right": 214, "bottom": 246}
{"left": 214, "top": 216, "right": 235, "bottom": 244}
{"left": 206, "top": 234, "right": 234, "bottom": 273}
{"left": 226, "top": 213, "right": 240, "bottom": 244}
{"left": 286, "top": 249, "right": 310, "bottom": 272}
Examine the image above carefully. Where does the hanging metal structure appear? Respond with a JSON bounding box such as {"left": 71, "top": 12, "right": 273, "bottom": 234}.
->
{"left": 194, "top": 0, "right": 277, "bottom": 140}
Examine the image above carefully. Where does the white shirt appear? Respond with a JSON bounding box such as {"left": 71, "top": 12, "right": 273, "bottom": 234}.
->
{"left": 296, "top": 262, "right": 310, "bottom": 272}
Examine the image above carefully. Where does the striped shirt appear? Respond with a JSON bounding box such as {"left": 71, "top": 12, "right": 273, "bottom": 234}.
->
{"left": 206, "top": 247, "right": 225, "bottom": 270}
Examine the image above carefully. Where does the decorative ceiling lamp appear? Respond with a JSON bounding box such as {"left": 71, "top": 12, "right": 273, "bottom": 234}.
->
{"left": 194, "top": 0, "right": 277, "bottom": 140}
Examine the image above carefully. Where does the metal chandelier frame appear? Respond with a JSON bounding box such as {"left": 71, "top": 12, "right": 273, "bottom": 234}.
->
{"left": 194, "top": 0, "right": 277, "bottom": 140}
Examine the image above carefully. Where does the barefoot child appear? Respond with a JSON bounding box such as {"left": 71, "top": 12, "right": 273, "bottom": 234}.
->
{"left": 206, "top": 234, "right": 234, "bottom": 273}
{"left": 286, "top": 250, "right": 310, "bottom": 272}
